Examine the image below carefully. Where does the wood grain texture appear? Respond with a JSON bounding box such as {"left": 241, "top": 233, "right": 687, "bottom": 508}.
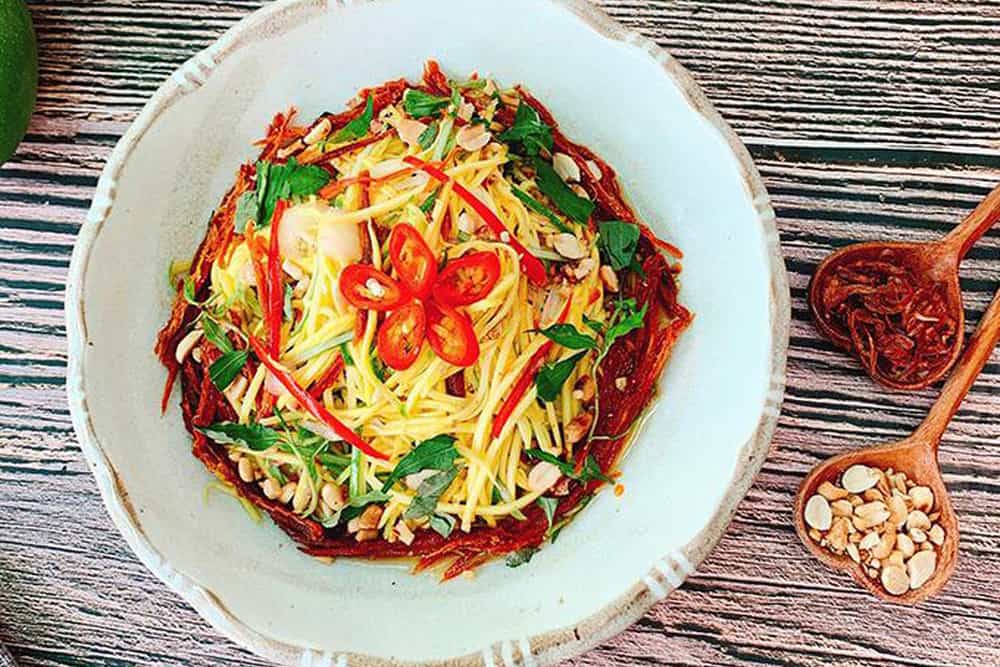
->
{"left": 1, "top": 1, "right": 998, "bottom": 666}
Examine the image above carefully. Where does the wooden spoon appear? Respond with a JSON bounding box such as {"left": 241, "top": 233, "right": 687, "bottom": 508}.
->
{"left": 795, "top": 285, "right": 1000, "bottom": 604}
{"left": 809, "top": 183, "right": 1000, "bottom": 390}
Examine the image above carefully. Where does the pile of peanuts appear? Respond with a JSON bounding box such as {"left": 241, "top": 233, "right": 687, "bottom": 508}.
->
{"left": 803, "top": 463, "right": 944, "bottom": 596}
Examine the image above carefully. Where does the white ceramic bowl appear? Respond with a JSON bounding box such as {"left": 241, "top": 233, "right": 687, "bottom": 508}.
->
{"left": 67, "top": 1, "right": 789, "bottom": 665}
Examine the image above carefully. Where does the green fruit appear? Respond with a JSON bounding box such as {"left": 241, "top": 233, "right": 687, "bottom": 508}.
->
{"left": 0, "top": 0, "right": 37, "bottom": 165}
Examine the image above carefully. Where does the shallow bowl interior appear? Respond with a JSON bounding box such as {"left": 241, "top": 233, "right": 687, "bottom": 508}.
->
{"left": 67, "top": 0, "right": 789, "bottom": 664}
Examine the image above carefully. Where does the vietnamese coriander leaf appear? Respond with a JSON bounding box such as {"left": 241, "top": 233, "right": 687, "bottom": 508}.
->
{"left": 333, "top": 95, "right": 374, "bottom": 142}
{"left": 524, "top": 449, "right": 613, "bottom": 485}
{"left": 200, "top": 317, "right": 233, "bottom": 354}
{"left": 505, "top": 547, "right": 539, "bottom": 568}
{"left": 535, "top": 350, "right": 587, "bottom": 402}
{"left": 403, "top": 89, "right": 450, "bottom": 118}
{"left": 499, "top": 102, "right": 552, "bottom": 156}
{"left": 537, "top": 323, "right": 597, "bottom": 350}
{"left": 198, "top": 422, "right": 280, "bottom": 451}
{"left": 533, "top": 157, "right": 594, "bottom": 224}
{"left": 429, "top": 513, "right": 456, "bottom": 538}
{"left": 234, "top": 191, "right": 258, "bottom": 234}
{"left": 404, "top": 467, "right": 458, "bottom": 521}
{"left": 537, "top": 497, "right": 558, "bottom": 530}
{"left": 209, "top": 350, "right": 248, "bottom": 390}
{"left": 510, "top": 185, "right": 571, "bottom": 233}
{"left": 604, "top": 299, "right": 649, "bottom": 356}
{"left": 380, "top": 434, "right": 458, "bottom": 492}
{"left": 597, "top": 220, "right": 641, "bottom": 271}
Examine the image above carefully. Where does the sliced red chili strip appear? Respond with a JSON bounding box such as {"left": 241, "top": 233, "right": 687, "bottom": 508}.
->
{"left": 402, "top": 156, "right": 548, "bottom": 286}
{"left": 389, "top": 223, "right": 438, "bottom": 298}
{"left": 377, "top": 302, "right": 427, "bottom": 371}
{"left": 339, "top": 264, "right": 409, "bottom": 311}
{"left": 247, "top": 334, "right": 388, "bottom": 460}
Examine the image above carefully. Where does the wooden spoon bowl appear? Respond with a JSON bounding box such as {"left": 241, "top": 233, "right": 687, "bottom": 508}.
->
{"left": 809, "top": 183, "right": 1000, "bottom": 390}
{"left": 796, "top": 285, "right": 1000, "bottom": 604}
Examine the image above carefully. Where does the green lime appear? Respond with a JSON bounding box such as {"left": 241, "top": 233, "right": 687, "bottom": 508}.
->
{"left": 0, "top": 0, "right": 37, "bottom": 165}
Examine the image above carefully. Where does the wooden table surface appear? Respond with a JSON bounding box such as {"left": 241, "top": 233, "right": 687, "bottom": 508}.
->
{"left": 2, "top": 1, "right": 998, "bottom": 665}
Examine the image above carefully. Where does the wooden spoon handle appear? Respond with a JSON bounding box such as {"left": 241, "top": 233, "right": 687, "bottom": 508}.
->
{"left": 943, "top": 182, "right": 1000, "bottom": 258}
{"left": 916, "top": 286, "right": 1000, "bottom": 447}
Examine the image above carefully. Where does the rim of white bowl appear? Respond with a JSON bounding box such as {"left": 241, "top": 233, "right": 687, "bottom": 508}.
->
{"left": 66, "top": 0, "right": 790, "bottom": 665}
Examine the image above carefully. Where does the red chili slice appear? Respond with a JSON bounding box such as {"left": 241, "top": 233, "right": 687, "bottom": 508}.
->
{"left": 377, "top": 302, "right": 427, "bottom": 371}
{"left": 425, "top": 300, "right": 479, "bottom": 368}
{"left": 339, "top": 264, "right": 409, "bottom": 311}
{"left": 434, "top": 251, "right": 500, "bottom": 307}
{"left": 389, "top": 223, "right": 438, "bottom": 298}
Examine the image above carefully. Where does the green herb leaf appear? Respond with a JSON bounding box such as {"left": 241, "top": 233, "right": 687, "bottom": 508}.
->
{"left": 200, "top": 318, "right": 233, "bottom": 354}
{"left": 582, "top": 314, "right": 604, "bottom": 334}
{"left": 381, "top": 434, "right": 458, "bottom": 492}
{"left": 429, "top": 513, "right": 456, "bottom": 538}
{"left": 419, "top": 191, "right": 438, "bottom": 214}
{"left": 418, "top": 120, "right": 439, "bottom": 150}
{"left": 533, "top": 157, "right": 594, "bottom": 224}
{"left": 209, "top": 350, "right": 248, "bottom": 390}
{"left": 580, "top": 456, "right": 614, "bottom": 484}
{"left": 183, "top": 275, "right": 200, "bottom": 306}
{"left": 333, "top": 95, "right": 374, "bottom": 142}
{"left": 505, "top": 547, "right": 539, "bottom": 568}
{"left": 234, "top": 191, "right": 259, "bottom": 233}
{"left": 511, "top": 185, "right": 571, "bottom": 233}
{"left": 537, "top": 497, "right": 558, "bottom": 530}
{"left": 198, "top": 422, "right": 280, "bottom": 451}
{"left": 255, "top": 158, "right": 331, "bottom": 227}
{"left": 403, "top": 89, "right": 450, "bottom": 118}
{"left": 499, "top": 103, "right": 553, "bottom": 156}
{"left": 347, "top": 490, "right": 392, "bottom": 507}
{"left": 537, "top": 323, "right": 597, "bottom": 350}
{"left": 535, "top": 350, "right": 587, "bottom": 402}
{"left": 404, "top": 467, "right": 458, "bottom": 521}
{"left": 371, "top": 353, "right": 390, "bottom": 382}
{"left": 267, "top": 463, "right": 287, "bottom": 485}
{"left": 605, "top": 299, "right": 648, "bottom": 353}
{"left": 596, "top": 221, "right": 640, "bottom": 271}
{"left": 287, "top": 162, "right": 331, "bottom": 197}
{"left": 524, "top": 449, "right": 613, "bottom": 484}
{"left": 340, "top": 341, "right": 355, "bottom": 366}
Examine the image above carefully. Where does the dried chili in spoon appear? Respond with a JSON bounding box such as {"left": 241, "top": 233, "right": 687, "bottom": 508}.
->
{"left": 809, "top": 184, "right": 1000, "bottom": 390}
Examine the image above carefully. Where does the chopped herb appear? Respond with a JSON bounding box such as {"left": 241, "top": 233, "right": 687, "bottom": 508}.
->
{"left": 511, "top": 185, "right": 571, "bottom": 233}
{"left": 267, "top": 463, "right": 287, "bottom": 485}
{"left": 524, "top": 449, "right": 614, "bottom": 484}
{"left": 316, "top": 451, "right": 352, "bottom": 474}
{"left": 347, "top": 490, "right": 392, "bottom": 507}
{"left": 182, "top": 275, "right": 200, "bottom": 306}
{"left": 255, "top": 158, "right": 331, "bottom": 228}
{"left": 419, "top": 191, "right": 437, "bottom": 214}
{"left": 537, "top": 323, "right": 597, "bottom": 350}
{"left": 332, "top": 95, "right": 374, "bottom": 142}
{"left": 505, "top": 547, "right": 539, "bottom": 568}
{"left": 198, "top": 422, "right": 280, "bottom": 451}
{"left": 234, "top": 191, "right": 258, "bottom": 233}
{"left": 535, "top": 350, "right": 587, "bottom": 402}
{"left": 537, "top": 496, "right": 558, "bottom": 530}
{"left": 418, "top": 120, "right": 439, "bottom": 149}
{"left": 381, "top": 434, "right": 458, "bottom": 492}
{"left": 340, "top": 341, "right": 355, "bottom": 366}
{"left": 582, "top": 314, "right": 604, "bottom": 334}
{"left": 371, "top": 353, "right": 390, "bottom": 382}
{"left": 499, "top": 103, "right": 553, "bottom": 156}
{"left": 403, "top": 467, "right": 458, "bottom": 521}
{"left": 349, "top": 446, "right": 365, "bottom": 499}
{"left": 597, "top": 221, "right": 641, "bottom": 271}
{"left": 533, "top": 157, "right": 594, "bottom": 224}
{"left": 603, "top": 299, "right": 648, "bottom": 360}
{"left": 209, "top": 350, "right": 247, "bottom": 389}
{"left": 200, "top": 317, "right": 233, "bottom": 353}
{"left": 403, "top": 89, "right": 450, "bottom": 118}
{"left": 429, "top": 513, "right": 456, "bottom": 538}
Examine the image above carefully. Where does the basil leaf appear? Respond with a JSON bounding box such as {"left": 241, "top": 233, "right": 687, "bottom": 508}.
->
{"left": 234, "top": 191, "right": 258, "bottom": 233}
{"left": 505, "top": 547, "right": 539, "bottom": 568}
{"left": 347, "top": 490, "right": 392, "bottom": 508}
{"left": 381, "top": 434, "right": 458, "bottom": 492}
{"left": 201, "top": 318, "right": 233, "bottom": 354}
{"left": 404, "top": 467, "right": 458, "bottom": 520}
{"left": 582, "top": 314, "right": 603, "bottom": 334}
{"left": 499, "top": 103, "right": 552, "bottom": 156}
{"left": 511, "top": 185, "right": 571, "bottom": 233}
{"left": 418, "top": 120, "right": 439, "bottom": 149}
{"left": 429, "top": 513, "right": 456, "bottom": 538}
{"left": 533, "top": 157, "right": 594, "bottom": 224}
{"left": 597, "top": 221, "right": 640, "bottom": 271}
{"left": 209, "top": 350, "right": 247, "bottom": 390}
{"left": 535, "top": 350, "right": 587, "bottom": 402}
{"left": 404, "top": 89, "right": 450, "bottom": 118}
{"left": 537, "top": 323, "right": 597, "bottom": 350}
{"left": 605, "top": 300, "right": 648, "bottom": 352}
{"left": 198, "top": 422, "right": 279, "bottom": 451}
{"left": 332, "top": 95, "right": 374, "bottom": 142}
{"left": 537, "top": 497, "right": 558, "bottom": 530}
